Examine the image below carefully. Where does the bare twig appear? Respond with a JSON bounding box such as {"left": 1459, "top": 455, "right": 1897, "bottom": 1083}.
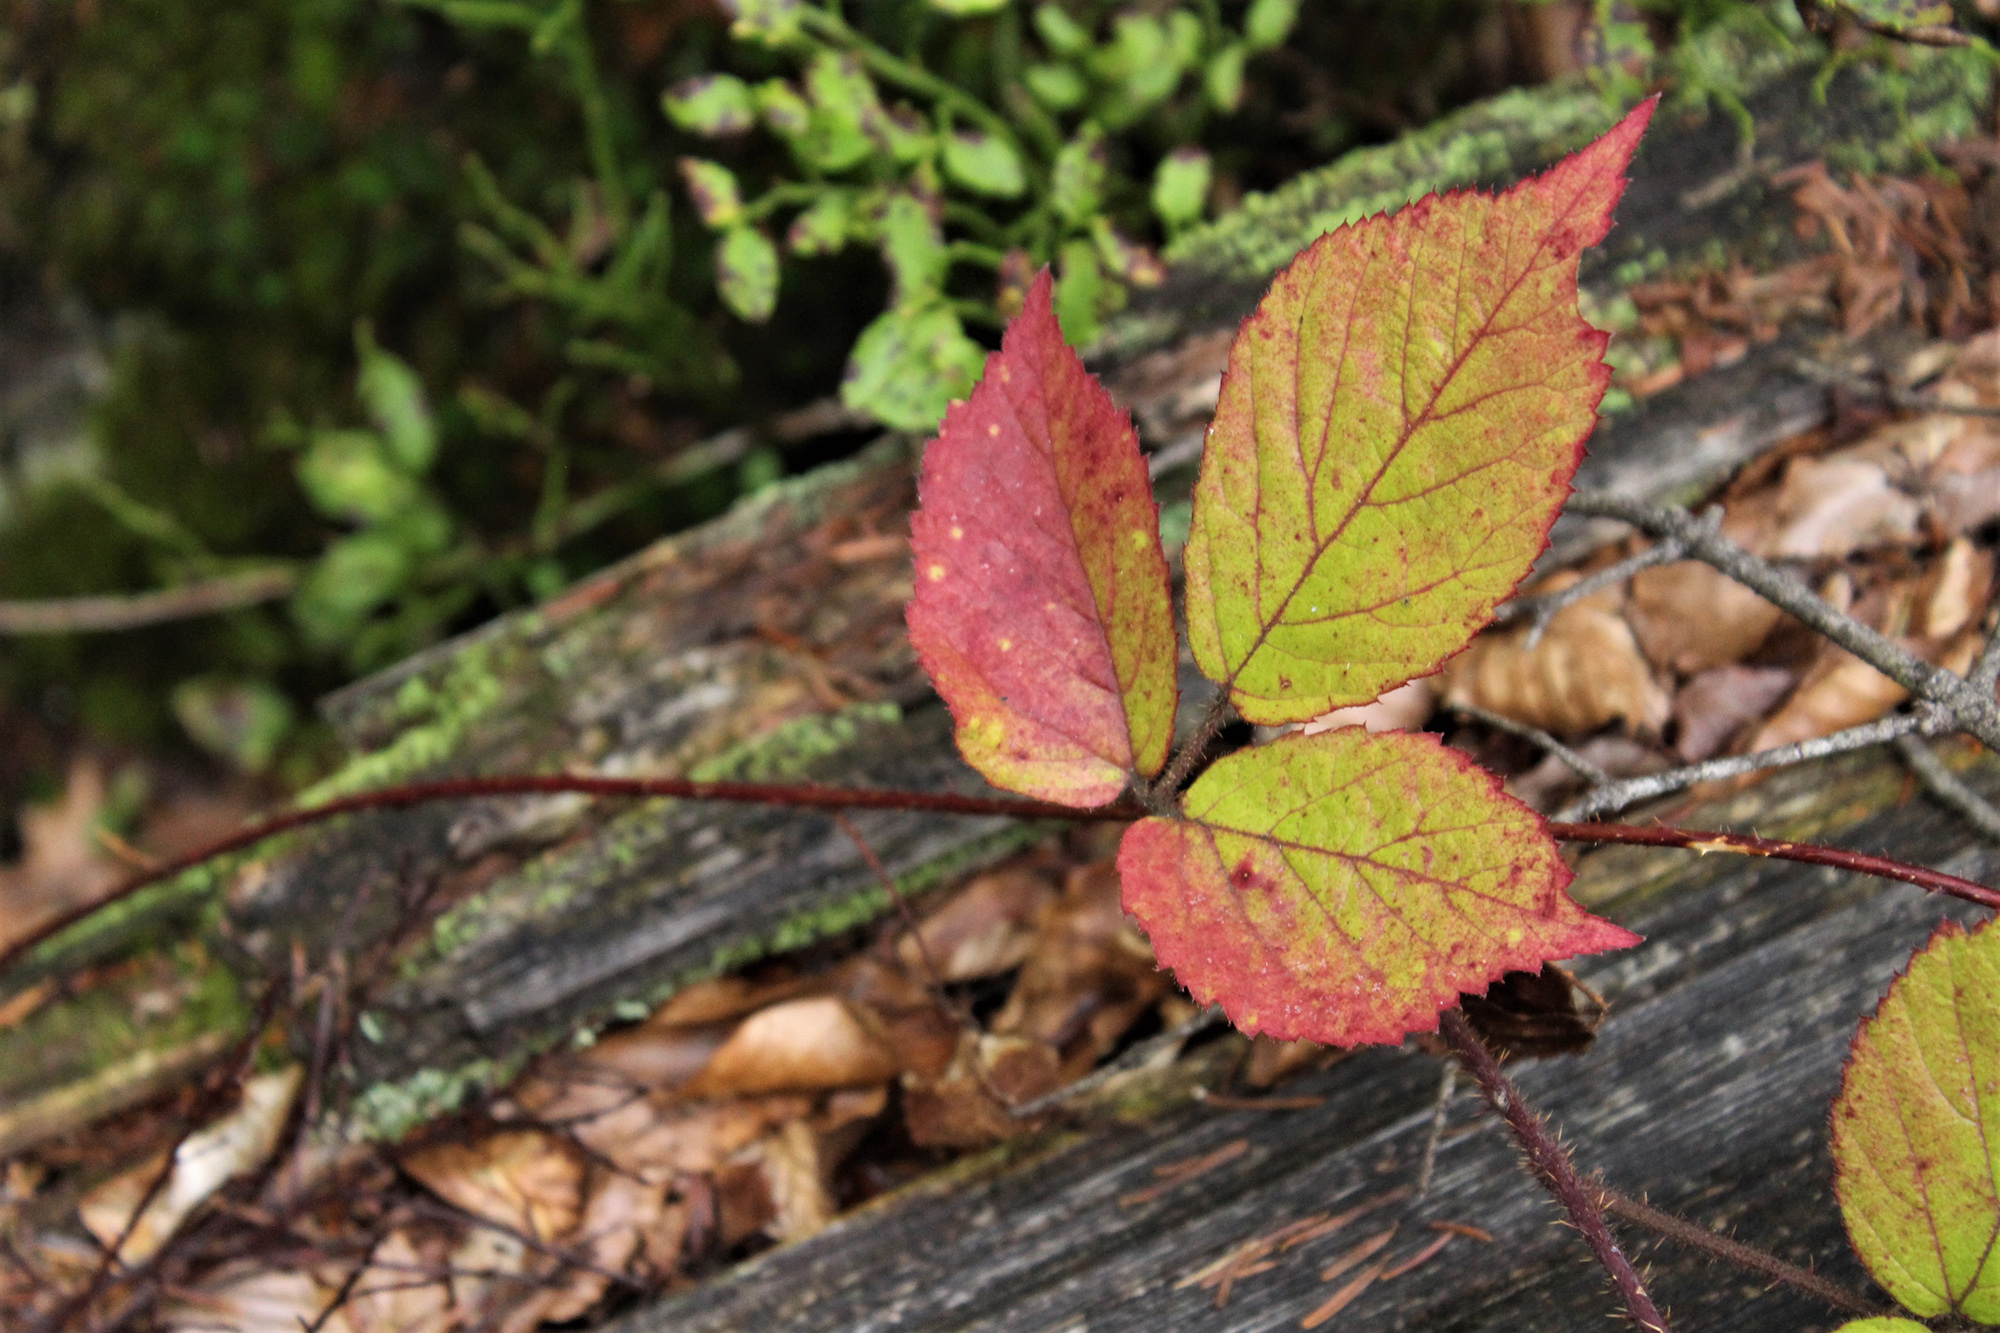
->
{"left": 1894, "top": 735, "right": 2000, "bottom": 843}
{"left": 1566, "top": 491, "right": 2000, "bottom": 751}
{"left": 1553, "top": 710, "right": 1942, "bottom": 821}
{"left": 832, "top": 812, "right": 978, "bottom": 1034}
{"left": 1590, "top": 1180, "right": 1888, "bottom": 1319}
{"left": 1494, "top": 518, "right": 1707, "bottom": 649}
{"left": 1448, "top": 702, "right": 1611, "bottom": 785}
{"left": 1414, "top": 1060, "right": 1457, "bottom": 1199}
{"left": 1437, "top": 1010, "right": 1669, "bottom": 1332}
{"left": 0, "top": 568, "right": 298, "bottom": 635}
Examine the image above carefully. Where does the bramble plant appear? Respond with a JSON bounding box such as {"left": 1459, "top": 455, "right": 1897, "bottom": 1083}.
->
{"left": 671, "top": 0, "right": 1298, "bottom": 431}
{"left": 909, "top": 100, "right": 1653, "bottom": 1046}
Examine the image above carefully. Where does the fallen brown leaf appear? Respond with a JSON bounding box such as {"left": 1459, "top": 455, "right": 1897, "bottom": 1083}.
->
{"left": 1670, "top": 665, "right": 1798, "bottom": 762}
{"left": 688, "top": 996, "right": 901, "bottom": 1096}
{"left": 343, "top": 1231, "right": 453, "bottom": 1333}
{"left": 400, "top": 1128, "right": 584, "bottom": 1242}
{"left": 1627, "top": 562, "right": 1784, "bottom": 675}
{"left": 896, "top": 866, "right": 1055, "bottom": 982}
{"left": 162, "top": 1262, "right": 355, "bottom": 1333}
{"left": 1444, "top": 577, "right": 1669, "bottom": 736}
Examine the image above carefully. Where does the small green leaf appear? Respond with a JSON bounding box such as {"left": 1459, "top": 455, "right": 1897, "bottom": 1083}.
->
{"left": 354, "top": 329, "right": 436, "bottom": 474}
{"left": 1051, "top": 126, "right": 1107, "bottom": 226}
{"left": 1185, "top": 102, "right": 1653, "bottom": 723}
{"left": 1151, "top": 146, "right": 1211, "bottom": 232}
{"left": 721, "top": 0, "right": 803, "bottom": 43}
{"left": 787, "top": 190, "right": 854, "bottom": 256}
{"left": 907, "top": 271, "right": 1178, "bottom": 804}
{"left": 927, "top": 0, "right": 1008, "bottom": 14}
{"left": 1830, "top": 1322, "right": 1930, "bottom": 1333}
{"left": 879, "top": 192, "right": 947, "bottom": 305}
{"left": 677, "top": 158, "right": 743, "bottom": 228}
{"left": 1834, "top": 915, "right": 2000, "bottom": 1321}
{"left": 756, "top": 79, "right": 812, "bottom": 139}
{"left": 1033, "top": 2, "right": 1091, "bottom": 55}
{"left": 1024, "top": 63, "right": 1087, "bottom": 111}
{"left": 1166, "top": 10, "right": 1203, "bottom": 68}
{"left": 663, "top": 74, "right": 757, "bottom": 136}
{"left": 1054, "top": 237, "right": 1107, "bottom": 347}
{"left": 803, "top": 52, "right": 881, "bottom": 172}
{"left": 1098, "top": 15, "right": 1180, "bottom": 116}
{"left": 716, "top": 226, "right": 780, "bottom": 322}
{"left": 294, "top": 532, "right": 411, "bottom": 644}
{"left": 942, "top": 129, "right": 1027, "bottom": 199}
{"left": 1836, "top": 0, "right": 1955, "bottom": 32}
{"left": 873, "top": 105, "right": 934, "bottom": 164}
{"left": 1243, "top": 0, "right": 1299, "bottom": 50}
{"left": 1118, "top": 729, "right": 1637, "bottom": 1045}
{"left": 1206, "top": 43, "right": 1248, "bottom": 113}
{"left": 299, "top": 430, "right": 419, "bottom": 524}
{"left": 842, "top": 301, "right": 985, "bottom": 432}
{"left": 172, "top": 676, "right": 294, "bottom": 774}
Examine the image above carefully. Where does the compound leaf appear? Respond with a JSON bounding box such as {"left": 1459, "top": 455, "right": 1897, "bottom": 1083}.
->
{"left": 1834, "top": 917, "right": 2000, "bottom": 1322}
{"left": 1185, "top": 99, "right": 1654, "bottom": 724}
{"left": 908, "top": 270, "right": 1176, "bottom": 807}
{"left": 1118, "top": 728, "right": 1637, "bottom": 1045}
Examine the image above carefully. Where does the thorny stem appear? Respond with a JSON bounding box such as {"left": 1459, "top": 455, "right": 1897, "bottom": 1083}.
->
{"left": 1588, "top": 1180, "right": 1889, "bottom": 1319}
{"left": 1152, "top": 691, "right": 1234, "bottom": 803}
{"left": 1567, "top": 491, "right": 2000, "bottom": 752}
{"left": 1436, "top": 1009, "right": 1670, "bottom": 1333}
{"left": 11, "top": 776, "right": 2000, "bottom": 981}
{"left": 1546, "top": 821, "right": 2000, "bottom": 909}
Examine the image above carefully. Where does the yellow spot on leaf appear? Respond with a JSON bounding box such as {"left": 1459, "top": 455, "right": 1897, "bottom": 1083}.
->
{"left": 950, "top": 526, "right": 964, "bottom": 540}
{"left": 927, "top": 564, "right": 946, "bottom": 581}
{"left": 999, "top": 639, "right": 1012, "bottom": 652}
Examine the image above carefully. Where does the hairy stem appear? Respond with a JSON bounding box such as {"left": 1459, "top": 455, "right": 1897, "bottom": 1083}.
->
{"left": 1547, "top": 820, "right": 2000, "bottom": 908}
{"left": 1437, "top": 1009, "right": 1670, "bottom": 1332}
{"left": 1589, "top": 1180, "right": 1888, "bottom": 1319}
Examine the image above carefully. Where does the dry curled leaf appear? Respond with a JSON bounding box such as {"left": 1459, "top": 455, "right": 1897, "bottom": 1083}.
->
{"left": 689, "top": 996, "right": 901, "bottom": 1096}
{"left": 1626, "top": 561, "right": 1784, "bottom": 675}
{"left": 1444, "top": 576, "right": 1669, "bottom": 736}
{"left": 896, "top": 865, "right": 1056, "bottom": 982}
{"left": 400, "top": 1128, "right": 583, "bottom": 1242}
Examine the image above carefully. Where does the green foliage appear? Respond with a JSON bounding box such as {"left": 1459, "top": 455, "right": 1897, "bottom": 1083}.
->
{"left": 672, "top": 0, "right": 1300, "bottom": 430}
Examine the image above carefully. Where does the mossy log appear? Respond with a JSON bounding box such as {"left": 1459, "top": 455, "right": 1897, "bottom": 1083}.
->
{"left": 1, "top": 37, "right": 1996, "bottom": 1325}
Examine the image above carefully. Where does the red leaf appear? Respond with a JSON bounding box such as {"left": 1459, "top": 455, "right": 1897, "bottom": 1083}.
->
{"left": 1118, "top": 729, "right": 1637, "bottom": 1046}
{"left": 908, "top": 270, "right": 1178, "bottom": 807}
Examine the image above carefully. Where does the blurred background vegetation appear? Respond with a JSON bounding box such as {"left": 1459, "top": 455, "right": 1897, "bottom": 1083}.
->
{"left": 0, "top": 0, "right": 1986, "bottom": 806}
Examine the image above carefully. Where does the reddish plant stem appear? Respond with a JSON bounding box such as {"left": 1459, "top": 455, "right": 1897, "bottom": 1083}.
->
{"left": 7, "top": 773, "right": 1996, "bottom": 980}
{"left": 1547, "top": 821, "right": 2000, "bottom": 910}
{"left": 1436, "top": 1009, "right": 1670, "bottom": 1333}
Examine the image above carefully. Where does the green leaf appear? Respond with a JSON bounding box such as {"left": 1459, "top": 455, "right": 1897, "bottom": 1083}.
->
{"left": 716, "top": 226, "right": 780, "bottom": 322}
{"left": 298, "top": 430, "right": 419, "bottom": 524}
{"left": 1830, "top": 1322, "right": 1930, "bottom": 1333}
{"left": 841, "top": 301, "right": 985, "bottom": 432}
{"left": 1834, "top": 915, "right": 2000, "bottom": 1321}
{"left": 1054, "top": 237, "right": 1107, "bottom": 347}
{"left": 677, "top": 158, "right": 743, "bottom": 228}
{"left": 1151, "top": 146, "right": 1212, "bottom": 232}
{"left": 663, "top": 74, "right": 757, "bottom": 136}
{"left": 1205, "top": 43, "right": 1248, "bottom": 113}
{"left": 878, "top": 192, "right": 948, "bottom": 306}
{"left": 907, "top": 271, "right": 1177, "bottom": 804}
{"left": 172, "top": 677, "right": 294, "bottom": 774}
{"left": 942, "top": 129, "right": 1027, "bottom": 199}
{"left": 294, "top": 532, "right": 411, "bottom": 645}
{"left": 803, "top": 52, "right": 881, "bottom": 172}
{"left": 1184, "top": 101, "right": 1653, "bottom": 723}
{"left": 1166, "top": 10, "right": 1203, "bottom": 68}
{"left": 873, "top": 105, "right": 934, "bottom": 165}
{"left": 1024, "top": 63, "right": 1088, "bottom": 111}
{"left": 756, "top": 79, "right": 813, "bottom": 140}
{"left": 1243, "top": 0, "right": 1299, "bottom": 50}
{"left": 355, "top": 329, "right": 437, "bottom": 474}
{"left": 1836, "top": 0, "right": 1955, "bottom": 33}
{"left": 1118, "top": 729, "right": 1637, "bottom": 1045}
{"left": 1033, "top": 2, "right": 1091, "bottom": 55}
{"left": 927, "top": 0, "right": 1009, "bottom": 14}
{"left": 721, "top": 0, "right": 804, "bottom": 44}
{"left": 787, "top": 190, "right": 855, "bottom": 256}
{"left": 1050, "top": 127, "right": 1107, "bottom": 226}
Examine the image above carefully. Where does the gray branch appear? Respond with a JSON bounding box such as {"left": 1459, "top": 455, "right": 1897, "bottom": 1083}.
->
{"left": 1565, "top": 491, "right": 2000, "bottom": 753}
{"left": 1448, "top": 702, "right": 1611, "bottom": 785}
{"left": 1495, "top": 515, "right": 1709, "bottom": 650}
{"left": 0, "top": 567, "right": 298, "bottom": 635}
{"left": 1553, "top": 711, "right": 1942, "bottom": 822}
{"left": 1894, "top": 735, "right": 2000, "bottom": 843}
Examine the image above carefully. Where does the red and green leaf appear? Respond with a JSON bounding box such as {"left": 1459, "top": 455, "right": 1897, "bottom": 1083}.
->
{"left": 1183, "top": 100, "right": 1655, "bottom": 724}
{"left": 907, "top": 270, "right": 1177, "bottom": 808}
{"left": 1117, "top": 729, "right": 1638, "bottom": 1046}
{"left": 1833, "top": 916, "right": 2000, "bottom": 1323}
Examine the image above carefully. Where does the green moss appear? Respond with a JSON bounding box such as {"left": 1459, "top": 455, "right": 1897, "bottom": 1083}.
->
{"left": 347, "top": 1055, "right": 522, "bottom": 1143}
{"left": 299, "top": 643, "right": 506, "bottom": 804}
{"left": 688, "top": 701, "right": 903, "bottom": 782}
